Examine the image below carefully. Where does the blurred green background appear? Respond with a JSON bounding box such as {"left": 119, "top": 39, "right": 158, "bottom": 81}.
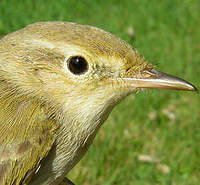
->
{"left": 0, "top": 0, "right": 199, "bottom": 184}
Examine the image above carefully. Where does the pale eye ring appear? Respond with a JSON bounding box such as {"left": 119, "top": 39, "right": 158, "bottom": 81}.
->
{"left": 67, "top": 56, "right": 88, "bottom": 75}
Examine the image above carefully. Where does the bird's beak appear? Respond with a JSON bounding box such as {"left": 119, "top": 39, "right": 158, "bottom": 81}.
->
{"left": 123, "top": 69, "right": 198, "bottom": 92}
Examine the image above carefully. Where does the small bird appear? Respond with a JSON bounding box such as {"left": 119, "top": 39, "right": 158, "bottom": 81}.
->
{"left": 0, "top": 22, "right": 197, "bottom": 185}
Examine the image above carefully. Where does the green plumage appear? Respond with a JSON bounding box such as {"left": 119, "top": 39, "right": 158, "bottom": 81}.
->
{"left": 0, "top": 78, "right": 58, "bottom": 184}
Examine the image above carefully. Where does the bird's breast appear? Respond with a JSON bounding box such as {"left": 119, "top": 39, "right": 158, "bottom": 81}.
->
{"left": 30, "top": 119, "right": 102, "bottom": 185}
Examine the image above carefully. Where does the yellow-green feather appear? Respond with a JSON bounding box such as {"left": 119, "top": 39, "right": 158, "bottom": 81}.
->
{"left": 0, "top": 78, "right": 58, "bottom": 185}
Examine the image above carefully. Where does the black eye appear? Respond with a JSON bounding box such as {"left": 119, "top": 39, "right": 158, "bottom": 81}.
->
{"left": 68, "top": 56, "right": 88, "bottom": 75}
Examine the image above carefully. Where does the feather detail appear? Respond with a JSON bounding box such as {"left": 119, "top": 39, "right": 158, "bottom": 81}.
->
{"left": 0, "top": 79, "right": 58, "bottom": 185}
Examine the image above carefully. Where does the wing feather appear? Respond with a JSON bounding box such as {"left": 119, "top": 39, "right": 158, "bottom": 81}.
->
{"left": 0, "top": 85, "right": 58, "bottom": 185}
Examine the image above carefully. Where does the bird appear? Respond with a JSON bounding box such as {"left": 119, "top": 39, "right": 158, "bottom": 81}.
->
{"left": 0, "top": 21, "right": 197, "bottom": 185}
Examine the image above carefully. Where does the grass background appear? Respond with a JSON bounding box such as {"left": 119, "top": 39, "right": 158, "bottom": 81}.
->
{"left": 0, "top": 0, "right": 200, "bottom": 184}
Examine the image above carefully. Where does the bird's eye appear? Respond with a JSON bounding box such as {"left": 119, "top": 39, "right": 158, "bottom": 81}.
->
{"left": 67, "top": 56, "right": 88, "bottom": 75}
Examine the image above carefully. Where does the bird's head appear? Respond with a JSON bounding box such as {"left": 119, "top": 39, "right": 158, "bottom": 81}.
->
{"left": 0, "top": 22, "right": 197, "bottom": 130}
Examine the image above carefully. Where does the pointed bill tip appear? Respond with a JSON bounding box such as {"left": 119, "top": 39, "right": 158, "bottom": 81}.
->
{"left": 123, "top": 69, "right": 198, "bottom": 93}
{"left": 148, "top": 69, "right": 198, "bottom": 92}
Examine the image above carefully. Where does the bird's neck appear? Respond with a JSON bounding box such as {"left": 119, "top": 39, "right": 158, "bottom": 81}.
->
{"left": 51, "top": 89, "right": 128, "bottom": 177}
{"left": 31, "top": 94, "right": 116, "bottom": 185}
